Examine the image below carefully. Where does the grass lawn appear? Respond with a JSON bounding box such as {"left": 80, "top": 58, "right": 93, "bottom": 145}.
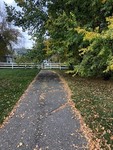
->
{"left": 57, "top": 70, "right": 113, "bottom": 149}
{"left": 0, "top": 69, "right": 39, "bottom": 125}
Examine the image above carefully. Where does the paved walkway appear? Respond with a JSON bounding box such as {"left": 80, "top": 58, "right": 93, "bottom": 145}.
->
{"left": 0, "top": 70, "right": 89, "bottom": 150}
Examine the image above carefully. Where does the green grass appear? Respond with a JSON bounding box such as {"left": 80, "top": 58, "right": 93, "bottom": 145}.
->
{"left": 0, "top": 69, "right": 39, "bottom": 124}
{"left": 57, "top": 70, "right": 113, "bottom": 149}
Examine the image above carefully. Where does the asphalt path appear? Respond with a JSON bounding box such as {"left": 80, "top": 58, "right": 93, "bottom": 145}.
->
{"left": 0, "top": 70, "right": 89, "bottom": 150}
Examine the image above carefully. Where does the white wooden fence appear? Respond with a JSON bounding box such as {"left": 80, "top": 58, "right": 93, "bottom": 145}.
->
{"left": 43, "top": 63, "right": 68, "bottom": 70}
{"left": 0, "top": 62, "right": 68, "bottom": 70}
{"left": 0, "top": 62, "right": 41, "bottom": 69}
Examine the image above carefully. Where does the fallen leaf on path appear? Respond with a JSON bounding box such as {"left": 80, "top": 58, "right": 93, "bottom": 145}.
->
{"left": 17, "top": 142, "right": 23, "bottom": 148}
{"left": 110, "top": 136, "right": 113, "bottom": 140}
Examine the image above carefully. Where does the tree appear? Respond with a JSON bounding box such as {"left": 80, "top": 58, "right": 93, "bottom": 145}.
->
{"left": 30, "top": 35, "right": 46, "bottom": 63}
{"left": 5, "top": 0, "right": 47, "bottom": 35}
{"left": 0, "top": 8, "right": 21, "bottom": 61}
{"left": 5, "top": 0, "right": 113, "bottom": 77}
{"left": 46, "top": 11, "right": 83, "bottom": 64}
{"left": 16, "top": 35, "right": 46, "bottom": 63}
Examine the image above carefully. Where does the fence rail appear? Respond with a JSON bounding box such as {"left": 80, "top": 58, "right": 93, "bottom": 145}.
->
{"left": 43, "top": 63, "right": 68, "bottom": 70}
{"left": 0, "top": 62, "right": 41, "bottom": 69}
{"left": 0, "top": 62, "right": 68, "bottom": 70}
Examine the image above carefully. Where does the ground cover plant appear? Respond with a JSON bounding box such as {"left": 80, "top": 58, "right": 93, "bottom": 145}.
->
{"left": 0, "top": 69, "right": 39, "bottom": 124}
{"left": 57, "top": 70, "right": 113, "bottom": 149}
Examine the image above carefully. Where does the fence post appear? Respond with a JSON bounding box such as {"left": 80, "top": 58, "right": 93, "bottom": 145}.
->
{"left": 60, "top": 64, "right": 61, "bottom": 70}
{"left": 12, "top": 63, "right": 13, "bottom": 69}
{"left": 50, "top": 63, "right": 51, "bottom": 69}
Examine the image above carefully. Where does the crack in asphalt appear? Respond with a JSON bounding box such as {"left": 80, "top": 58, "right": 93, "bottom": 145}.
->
{"left": 50, "top": 102, "right": 70, "bottom": 114}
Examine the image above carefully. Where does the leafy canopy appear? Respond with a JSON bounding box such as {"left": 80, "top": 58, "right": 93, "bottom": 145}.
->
{"left": 5, "top": 0, "right": 113, "bottom": 78}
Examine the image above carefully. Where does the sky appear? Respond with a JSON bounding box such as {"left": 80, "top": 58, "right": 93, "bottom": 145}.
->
{"left": 3, "top": 0, "right": 14, "bottom": 4}
{"left": 0, "top": 0, "right": 34, "bottom": 49}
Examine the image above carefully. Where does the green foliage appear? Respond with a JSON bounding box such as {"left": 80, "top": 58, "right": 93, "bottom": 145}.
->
{"left": 5, "top": 0, "right": 113, "bottom": 77}
{"left": 5, "top": 0, "right": 47, "bottom": 34}
{"left": 31, "top": 36, "right": 46, "bottom": 62}
{"left": 46, "top": 11, "right": 83, "bottom": 63}
{"left": 74, "top": 27, "right": 113, "bottom": 77}
{"left": 16, "top": 35, "right": 46, "bottom": 63}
